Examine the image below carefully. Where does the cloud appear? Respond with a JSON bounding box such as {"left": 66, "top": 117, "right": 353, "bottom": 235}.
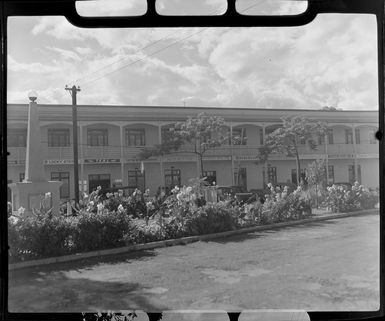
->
{"left": 46, "top": 47, "right": 82, "bottom": 61}
{"left": 203, "top": 14, "right": 378, "bottom": 110}
{"left": 7, "top": 55, "right": 61, "bottom": 74}
{"left": 75, "top": 47, "right": 93, "bottom": 55}
{"left": 9, "top": 13, "right": 378, "bottom": 111}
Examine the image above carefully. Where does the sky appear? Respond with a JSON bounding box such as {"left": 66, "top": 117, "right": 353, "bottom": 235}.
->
{"left": 6, "top": 0, "right": 378, "bottom": 110}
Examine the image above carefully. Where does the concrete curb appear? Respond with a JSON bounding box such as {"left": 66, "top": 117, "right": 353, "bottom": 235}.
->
{"left": 9, "top": 208, "right": 379, "bottom": 271}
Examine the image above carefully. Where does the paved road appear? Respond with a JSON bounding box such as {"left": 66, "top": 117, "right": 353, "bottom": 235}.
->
{"left": 9, "top": 213, "right": 379, "bottom": 312}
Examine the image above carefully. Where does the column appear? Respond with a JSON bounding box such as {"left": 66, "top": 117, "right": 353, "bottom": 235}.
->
{"left": 324, "top": 128, "right": 329, "bottom": 184}
{"left": 230, "top": 124, "right": 235, "bottom": 185}
{"left": 158, "top": 123, "right": 164, "bottom": 187}
{"left": 120, "top": 125, "right": 125, "bottom": 185}
{"left": 352, "top": 124, "right": 358, "bottom": 182}
{"left": 262, "top": 125, "right": 267, "bottom": 188}
{"left": 79, "top": 125, "right": 84, "bottom": 195}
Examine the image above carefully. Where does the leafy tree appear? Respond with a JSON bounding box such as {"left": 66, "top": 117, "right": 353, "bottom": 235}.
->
{"left": 306, "top": 158, "right": 327, "bottom": 208}
{"left": 139, "top": 113, "right": 228, "bottom": 178}
{"left": 264, "top": 116, "right": 327, "bottom": 186}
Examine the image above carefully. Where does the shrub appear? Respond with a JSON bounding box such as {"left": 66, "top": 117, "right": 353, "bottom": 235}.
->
{"left": 183, "top": 202, "right": 238, "bottom": 235}
{"left": 260, "top": 184, "right": 312, "bottom": 223}
{"left": 324, "top": 182, "right": 378, "bottom": 213}
{"left": 72, "top": 210, "right": 134, "bottom": 252}
{"left": 124, "top": 218, "right": 165, "bottom": 244}
{"left": 8, "top": 210, "right": 76, "bottom": 262}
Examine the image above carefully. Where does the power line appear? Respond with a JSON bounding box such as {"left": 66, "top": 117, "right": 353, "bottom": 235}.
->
{"left": 71, "top": 28, "right": 184, "bottom": 85}
{"left": 72, "top": 0, "right": 266, "bottom": 88}
{"left": 70, "top": 2, "right": 229, "bottom": 86}
{"left": 81, "top": 28, "right": 208, "bottom": 87}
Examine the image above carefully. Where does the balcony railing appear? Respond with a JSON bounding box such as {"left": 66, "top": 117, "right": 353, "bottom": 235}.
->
{"left": 44, "top": 147, "right": 73, "bottom": 160}
{"left": 7, "top": 142, "right": 379, "bottom": 165}
{"left": 83, "top": 146, "right": 121, "bottom": 159}
{"left": 7, "top": 147, "right": 26, "bottom": 163}
{"left": 355, "top": 144, "right": 379, "bottom": 155}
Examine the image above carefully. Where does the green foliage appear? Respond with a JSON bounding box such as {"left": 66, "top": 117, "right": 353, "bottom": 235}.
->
{"left": 72, "top": 210, "right": 134, "bottom": 252}
{"left": 13, "top": 180, "right": 372, "bottom": 264}
{"left": 8, "top": 210, "right": 77, "bottom": 262}
{"left": 306, "top": 159, "right": 327, "bottom": 208}
{"left": 260, "top": 184, "right": 312, "bottom": 223}
{"left": 183, "top": 202, "right": 238, "bottom": 235}
{"left": 325, "top": 182, "right": 379, "bottom": 213}
{"left": 264, "top": 116, "right": 327, "bottom": 185}
{"left": 139, "top": 113, "right": 229, "bottom": 176}
{"left": 306, "top": 159, "right": 326, "bottom": 187}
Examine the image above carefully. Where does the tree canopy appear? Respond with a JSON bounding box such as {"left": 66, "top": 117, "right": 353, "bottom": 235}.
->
{"left": 263, "top": 116, "right": 327, "bottom": 185}
{"left": 139, "top": 113, "right": 229, "bottom": 178}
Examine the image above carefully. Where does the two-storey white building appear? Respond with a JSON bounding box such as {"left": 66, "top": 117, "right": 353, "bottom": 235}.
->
{"left": 7, "top": 104, "right": 379, "bottom": 200}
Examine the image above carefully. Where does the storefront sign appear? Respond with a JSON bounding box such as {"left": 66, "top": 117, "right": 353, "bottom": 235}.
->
{"left": 356, "top": 154, "right": 379, "bottom": 159}
{"left": 328, "top": 154, "right": 354, "bottom": 159}
{"left": 205, "top": 156, "right": 231, "bottom": 161}
{"left": 235, "top": 155, "right": 258, "bottom": 161}
{"left": 7, "top": 160, "right": 25, "bottom": 165}
{"left": 84, "top": 158, "right": 120, "bottom": 164}
{"left": 44, "top": 159, "right": 73, "bottom": 165}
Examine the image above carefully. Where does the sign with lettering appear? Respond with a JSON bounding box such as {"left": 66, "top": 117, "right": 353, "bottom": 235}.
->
{"left": 7, "top": 160, "right": 25, "bottom": 165}
{"left": 84, "top": 158, "right": 120, "bottom": 164}
{"left": 44, "top": 159, "right": 73, "bottom": 165}
{"left": 328, "top": 154, "right": 354, "bottom": 159}
{"left": 205, "top": 156, "right": 231, "bottom": 161}
{"left": 235, "top": 155, "right": 258, "bottom": 161}
{"left": 356, "top": 154, "right": 379, "bottom": 159}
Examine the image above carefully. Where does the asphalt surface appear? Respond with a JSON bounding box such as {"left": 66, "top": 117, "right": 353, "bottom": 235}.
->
{"left": 8, "top": 212, "right": 380, "bottom": 312}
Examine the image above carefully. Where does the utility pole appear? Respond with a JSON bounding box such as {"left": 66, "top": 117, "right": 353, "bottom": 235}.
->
{"left": 65, "top": 85, "right": 81, "bottom": 207}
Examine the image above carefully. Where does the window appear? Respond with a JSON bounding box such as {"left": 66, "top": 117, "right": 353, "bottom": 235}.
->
{"left": 291, "top": 168, "right": 306, "bottom": 184}
{"left": 165, "top": 168, "right": 181, "bottom": 190}
{"left": 318, "top": 134, "right": 325, "bottom": 145}
{"left": 87, "top": 129, "right": 108, "bottom": 146}
{"left": 328, "top": 165, "right": 334, "bottom": 183}
{"left": 259, "top": 128, "right": 264, "bottom": 145}
{"left": 267, "top": 166, "right": 277, "bottom": 185}
{"left": 128, "top": 169, "right": 145, "bottom": 193}
{"left": 232, "top": 128, "right": 247, "bottom": 145}
{"left": 48, "top": 128, "right": 70, "bottom": 147}
{"left": 203, "top": 170, "right": 217, "bottom": 185}
{"left": 369, "top": 130, "right": 377, "bottom": 144}
{"left": 345, "top": 128, "right": 353, "bottom": 144}
{"left": 327, "top": 128, "right": 334, "bottom": 144}
{"left": 7, "top": 128, "right": 27, "bottom": 147}
{"left": 19, "top": 172, "right": 25, "bottom": 182}
{"left": 161, "top": 127, "right": 173, "bottom": 144}
{"left": 51, "top": 172, "right": 70, "bottom": 199}
{"left": 126, "top": 128, "right": 145, "bottom": 146}
{"left": 234, "top": 168, "right": 247, "bottom": 191}
{"left": 89, "top": 174, "right": 110, "bottom": 193}
{"left": 355, "top": 128, "right": 360, "bottom": 144}
{"left": 348, "top": 164, "right": 361, "bottom": 184}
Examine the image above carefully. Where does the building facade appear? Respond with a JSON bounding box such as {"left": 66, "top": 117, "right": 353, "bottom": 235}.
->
{"left": 7, "top": 104, "right": 379, "bottom": 200}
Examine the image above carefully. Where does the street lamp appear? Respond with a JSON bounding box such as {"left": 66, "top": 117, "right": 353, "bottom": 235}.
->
{"left": 28, "top": 90, "right": 38, "bottom": 102}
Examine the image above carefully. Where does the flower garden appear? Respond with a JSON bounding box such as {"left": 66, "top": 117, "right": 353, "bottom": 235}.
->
{"left": 7, "top": 179, "right": 379, "bottom": 264}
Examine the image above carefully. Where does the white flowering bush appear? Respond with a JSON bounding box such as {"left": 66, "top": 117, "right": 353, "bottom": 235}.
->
{"left": 238, "top": 183, "right": 312, "bottom": 225}
{"left": 325, "top": 182, "right": 378, "bottom": 213}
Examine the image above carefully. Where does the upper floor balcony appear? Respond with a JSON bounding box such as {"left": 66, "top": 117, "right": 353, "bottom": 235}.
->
{"left": 8, "top": 147, "right": 26, "bottom": 164}
{"left": 7, "top": 142, "right": 379, "bottom": 165}
{"left": 83, "top": 146, "right": 121, "bottom": 159}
